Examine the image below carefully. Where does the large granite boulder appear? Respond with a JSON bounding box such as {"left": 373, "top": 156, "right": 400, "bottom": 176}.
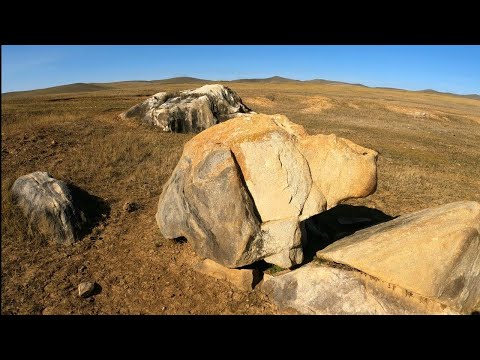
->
{"left": 318, "top": 201, "right": 480, "bottom": 314}
{"left": 156, "top": 114, "right": 378, "bottom": 268}
{"left": 11, "top": 171, "right": 87, "bottom": 244}
{"left": 262, "top": 201, "right": 480, "bottom": 314}
{"left": 119, "top": 84, "right": 253, "bottom": 133}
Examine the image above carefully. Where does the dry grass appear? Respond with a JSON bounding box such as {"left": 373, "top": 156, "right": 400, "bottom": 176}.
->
{"left": 2, "top": 80, "right": 479, "bottom": 314}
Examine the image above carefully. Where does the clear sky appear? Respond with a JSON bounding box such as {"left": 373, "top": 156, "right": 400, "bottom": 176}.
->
{"left": 2, "top": 45, "right": 479, "bottom": 95}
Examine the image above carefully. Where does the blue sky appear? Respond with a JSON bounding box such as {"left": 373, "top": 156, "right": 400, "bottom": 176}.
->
{"left": 2, "top": 45, "right": 479, "bottom": 94}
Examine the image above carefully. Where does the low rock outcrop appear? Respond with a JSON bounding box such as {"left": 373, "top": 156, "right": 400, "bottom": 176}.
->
{"left": 119, "top": 84, "right": 253, "bottom": 133}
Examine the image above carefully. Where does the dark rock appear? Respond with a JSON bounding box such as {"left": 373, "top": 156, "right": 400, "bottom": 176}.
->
{"left": 123, "top": 201, "right": 137, "bottom": 212}
{"left": 11, "top": 172, "right": 87, "bottom": 244}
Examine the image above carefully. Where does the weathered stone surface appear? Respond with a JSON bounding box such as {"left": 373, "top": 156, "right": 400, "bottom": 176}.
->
{"left": 262, "top": 262, "right": 459, "bottom": 314}
{"left": 157, "top": 114, "right": 378, "bottom": 268}
{"left": 157, "top": 150, "right": 262, "bottom": 267}
{"left": 78, "top": 282, "right": 96, "bottom": 298}
{"left": 11, "top": 171, "right": 87, "bottom": 245}
{"left": 193, "top": 259, "right": 260, "bottom": 291}
{"left": 317, "top": 201, "right": 480, "bottom": 314}
{"left": 262, "top": 219, "right": 305, "bottom": 268}
{"left": 298, "top": 134, "right": 378, "bottom": 209}
{"left": 119, "top": 84, "right": 253, "bottom": 133}
{"left": 237, "top": 134, "right": 312, "bottom": 221}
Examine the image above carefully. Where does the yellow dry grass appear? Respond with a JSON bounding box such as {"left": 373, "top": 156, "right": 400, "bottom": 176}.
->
{"left": 299, "top": 95, "right": 334, "bottom": 113}
{"left": 243, "top": 96, "right": 275, "bottom": 108}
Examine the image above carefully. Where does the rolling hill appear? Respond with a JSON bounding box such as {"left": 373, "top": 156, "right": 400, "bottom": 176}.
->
{"left": 4, "top": 83, "right": 108, "bottom": 98}
{"left": 3, "top": 77, "right": 478, "bottom": 100}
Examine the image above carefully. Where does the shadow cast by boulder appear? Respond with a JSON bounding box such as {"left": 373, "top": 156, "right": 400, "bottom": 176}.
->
{"left": 67, "top": 183, "right": 110, "bottom": 240}
{"left": 302, "top": 204, "right": 395, "bottom": 264}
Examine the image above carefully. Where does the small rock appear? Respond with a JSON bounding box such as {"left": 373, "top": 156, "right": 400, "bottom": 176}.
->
{"left": 50, "top": 140, "right": 57, "bottom": 146}
{"left": 193, "top": 259, "right": 260, "bottom": 291}
{"left": 123, "top": 201, "right": 137, "bottom": 212}
{"left": 162, "top": 306, "right": 166, "bottom": 311}
{"left": 78, "top": 282, "right": 96, "bottom": 298}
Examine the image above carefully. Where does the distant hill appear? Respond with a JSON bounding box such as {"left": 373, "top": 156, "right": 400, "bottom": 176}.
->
{"left": 4, "top": 83, "right": 108, "bottom": 98}
{"left": 306, "top": 79, "right": 367, "bottom": 87}
{"left": 466, "top": 94, "right": 480, "bottom": 100}
{"left": 419, "top": 89, "right": 480, "bottom": 100}
{"left": 231, "top": 76, "right": 299, "bottom": 83}
{"left": 102, "top": 77, "right": 210, "bottom": 87}
{"left": 3, "top": 77, "right": 478, "bottom": 100}
{"left": 151, "top": 77, "right": 211, "bottom": 84}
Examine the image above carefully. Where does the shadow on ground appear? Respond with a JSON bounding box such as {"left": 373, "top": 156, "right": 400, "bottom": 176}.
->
{"left": 302, "top": 204, "right": 395, "bottom": 263}
{"left": 68, "top": 183, "right": 110, "bottom": 240}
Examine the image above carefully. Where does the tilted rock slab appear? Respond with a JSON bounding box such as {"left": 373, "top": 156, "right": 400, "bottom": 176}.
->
{"left": 263, "top": 201, "right": 480, "bottom": 314}
{"left": 11, "top": 171, "right": 87, "bottom": 244}
{"left": 262, "top": 262, "right": 459, "bottom": 315}
{"left": 318, "top": 201, "right": 480, "bottom": 314}
{"left": 156, "top": 114, "right": 378, "bottom": 268}
{"left": 119, "top": 84, "right": 253, "bottom": 133}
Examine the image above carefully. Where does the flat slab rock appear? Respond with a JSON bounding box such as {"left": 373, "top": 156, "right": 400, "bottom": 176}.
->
{"left": 193, "top": 259, "right": 260, "bottom": 291}
{"left": 119, "top": 84, "right": 254, "bottom": 133}
{"left": 11, "top": 171, "right": 87, "bottom": 244}
{"left": 261, "top": 262, "right": 459, "bottom": 315}
{"left": 156, "top": 114, "right": 378, "bottom": 269}
{"left": 317, "top": 201, "right": 480, "bottom": 314}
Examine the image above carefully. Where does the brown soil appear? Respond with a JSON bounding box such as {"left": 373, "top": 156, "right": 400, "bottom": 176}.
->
{"left": 1, "top": 117, "right": 284, "bottom": 315}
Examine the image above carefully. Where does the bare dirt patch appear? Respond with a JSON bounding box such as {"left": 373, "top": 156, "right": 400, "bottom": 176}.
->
{"left": 299, "top": 96, "right": 335, "bottom": 114}
{"left": 244, "top": 96, "right": 275, "bottom": 109}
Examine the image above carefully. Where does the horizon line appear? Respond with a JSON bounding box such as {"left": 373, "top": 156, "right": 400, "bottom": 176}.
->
{"left": 2, "top": 75, "right": 479, "bottom": 97}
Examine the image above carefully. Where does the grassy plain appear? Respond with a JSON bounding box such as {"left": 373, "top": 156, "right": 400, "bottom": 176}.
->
{"left": 2, "top": 79, "right": 479, "bottom": 314}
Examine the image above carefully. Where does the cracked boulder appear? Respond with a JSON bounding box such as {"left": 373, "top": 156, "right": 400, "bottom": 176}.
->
{"left": 263, "top": 201, "right": 480, "bottom": 314}
{"left": 11, "top": 171, "right": 87, "bottom": 245}
{"left": 156, "top": 114, "right": 378, "bottom": 268}
{"left": 119, "top": 84, "right": 254, "bottom": 133}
